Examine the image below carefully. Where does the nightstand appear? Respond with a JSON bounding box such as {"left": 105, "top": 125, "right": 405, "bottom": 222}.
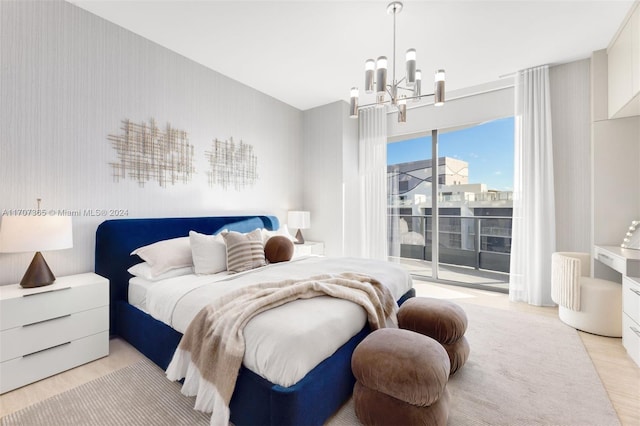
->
{"left": 294, "top": 241, "right": 325, "bottom": 256}
{"left": 0, "top": 273, "right": 109, "bottom": 393}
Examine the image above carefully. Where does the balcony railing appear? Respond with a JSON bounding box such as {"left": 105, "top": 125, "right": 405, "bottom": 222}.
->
{"left": 391, "top": 214, "right": 512, "bottom": 273}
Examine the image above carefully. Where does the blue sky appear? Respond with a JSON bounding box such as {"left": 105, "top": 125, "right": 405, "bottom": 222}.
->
{"left": 387, "top": 117, "right": 514, "bottom": 191}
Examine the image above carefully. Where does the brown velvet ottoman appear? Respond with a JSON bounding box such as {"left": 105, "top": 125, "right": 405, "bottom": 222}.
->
{"left": 398, "top": 297, "right": 470, "bottom": 375}
{"left": 351, "top": 328, "right": 451, "bottom": 426}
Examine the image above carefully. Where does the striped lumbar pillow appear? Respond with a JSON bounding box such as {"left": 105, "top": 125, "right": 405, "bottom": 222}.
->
{"left": 222, "top": 228, "right": 267, "bottom": 273}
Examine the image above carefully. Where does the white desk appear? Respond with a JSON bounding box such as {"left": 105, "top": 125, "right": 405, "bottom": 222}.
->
{"left": 594, "top": 245, "right": 640, "bottom": 366}
{"left": 593, "top": 245, "right": 640, "bottom": 277}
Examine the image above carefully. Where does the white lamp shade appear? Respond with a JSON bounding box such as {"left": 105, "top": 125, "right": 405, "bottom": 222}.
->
{"left": 0, "top": 216, "right": 73, "bottom": 253}
{"left": 287, "top": 211, "right": 310, "bottom": 229}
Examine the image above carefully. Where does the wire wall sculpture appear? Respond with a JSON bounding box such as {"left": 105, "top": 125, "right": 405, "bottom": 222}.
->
{"left": 108, "top": 119, "right": 195, "bottom": 187}
{"left": 205, "top": 137, "right": 258, "bottom": 190}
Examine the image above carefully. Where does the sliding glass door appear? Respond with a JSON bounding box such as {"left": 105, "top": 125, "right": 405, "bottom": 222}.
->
{"left": 387, "top": 117, "right": 514, "bottom": 292}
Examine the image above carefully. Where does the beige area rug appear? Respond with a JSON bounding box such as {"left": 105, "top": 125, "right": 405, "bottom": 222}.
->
{"left": 0, "top": 360, "right": 208, "bottom": 426}
{"left": 328, "top": 302, "right": 621, "bottom": 426}
{"left": 2, "top": 303, "right": 620, "bottom": 426}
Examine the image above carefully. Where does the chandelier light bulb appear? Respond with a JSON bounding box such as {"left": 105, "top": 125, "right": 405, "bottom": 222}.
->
{"left": 397, "top": 95, "right": 407, "bottom": 123}
{"left": 413, "top": 69, "right": 422, "bottom": 100}
{"left": 349, "top": 87, "right": 359, "bottom": 118}
{"left": 406, "top": 48, "right": 416, "bottom": 87}
{"left": 376, "top": 56, "right": 388, "bottom": 104}
{"left": 365, "top": 59, "right": 375, "bottom": 94}
{"left": 434, "top": 69, "right": 445, "bottom": 106}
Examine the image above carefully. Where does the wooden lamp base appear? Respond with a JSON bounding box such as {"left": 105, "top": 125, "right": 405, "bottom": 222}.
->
{"left": 20, "top": 251, "right": 55, "bottom": 288}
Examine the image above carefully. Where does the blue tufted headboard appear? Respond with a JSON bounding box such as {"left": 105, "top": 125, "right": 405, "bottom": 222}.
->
{"left": 95, "top": 215, "right": 279, "bottom": 334}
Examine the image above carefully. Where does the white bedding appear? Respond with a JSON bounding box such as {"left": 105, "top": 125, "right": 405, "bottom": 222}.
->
{"left": 134, "top": 256, "right": 411, "bottom": 387}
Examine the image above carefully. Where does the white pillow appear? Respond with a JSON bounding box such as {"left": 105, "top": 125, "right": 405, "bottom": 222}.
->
{"left": 261, "top": 224, "right": 297, "bottom": 244}
{"left": 130, "top": 236, "right": 192, "bottom": 277}
{"left": 127, "top": 262, "right": 193, "bottom": 281}
{"left": 189, "top": 230, "right": 227, "bottom": 275}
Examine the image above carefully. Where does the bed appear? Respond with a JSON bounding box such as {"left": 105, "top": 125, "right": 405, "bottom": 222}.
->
{"left": 95, "top": 215, "right": 415, "bottom": 426}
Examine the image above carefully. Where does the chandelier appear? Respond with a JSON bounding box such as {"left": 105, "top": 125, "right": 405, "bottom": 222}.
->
{"left": 349, "top": 1, "right": 445, "bottom": 122}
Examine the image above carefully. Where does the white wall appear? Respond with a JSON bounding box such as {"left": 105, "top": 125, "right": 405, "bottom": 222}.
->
{"left": 591, "top": 49, "right": 640, "bottom": 279}
{"left": 0, "top": 0, "right": 303, "bottom": 285}
{"left": 301, "top": 101, "right": 358, "bottom": 256}
{"left": 549, "top": 59, "right": 592, "bottom": 253}
{"left": 387, "top": 80, "right": 514, "bottom": 142}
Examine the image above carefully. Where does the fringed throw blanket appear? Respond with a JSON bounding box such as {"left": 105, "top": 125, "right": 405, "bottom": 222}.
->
{"left": 166, "top": 272, "right": 397, "bottom": 426}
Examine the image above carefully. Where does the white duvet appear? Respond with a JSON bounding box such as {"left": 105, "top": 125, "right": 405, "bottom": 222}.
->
{"left": 140, "top": 256, "right": 412, "bottom": 387}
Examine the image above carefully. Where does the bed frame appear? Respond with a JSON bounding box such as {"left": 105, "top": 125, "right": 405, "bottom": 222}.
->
{"left": 95, "top": 215, "right": 415, "bottom": 426}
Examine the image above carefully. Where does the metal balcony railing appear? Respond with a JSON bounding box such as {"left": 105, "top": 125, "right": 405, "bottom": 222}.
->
{"left": 391, "top": 214, "right": 512, "bottom": 273}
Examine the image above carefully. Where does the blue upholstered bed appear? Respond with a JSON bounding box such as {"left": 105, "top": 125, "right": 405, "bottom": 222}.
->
{"left": 95, "top": 215, "right": 414, "bottom": 426}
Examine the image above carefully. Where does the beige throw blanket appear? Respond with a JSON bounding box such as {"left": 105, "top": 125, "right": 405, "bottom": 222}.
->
{"left": 165, "top": 272, "right": 397, "bottom": 426}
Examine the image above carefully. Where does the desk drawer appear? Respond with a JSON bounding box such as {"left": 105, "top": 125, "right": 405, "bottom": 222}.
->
{"left": 623, "top": 277, "right": 640, "bottom": 323}
{"left": 595, "top": 249, "right": 626, "bottom": 274}
{"left": 0, "top": 306, "right": 108, "bottom": 362}
{"left": 0, "top": 331, "right": 109, "bottom": 394}
{"left": 622, "top": 314, "right": 640, "bottom": 367}
{"left": 0, "top": 281, "right": 108, "bottom": 331}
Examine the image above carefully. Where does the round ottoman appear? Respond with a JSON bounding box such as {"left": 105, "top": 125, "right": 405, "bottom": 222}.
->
{"left": 351, "top": 328, "right": 450, "bottom": 426}
{"left": 398, "top": 297, "right": 470, "bottom": 375}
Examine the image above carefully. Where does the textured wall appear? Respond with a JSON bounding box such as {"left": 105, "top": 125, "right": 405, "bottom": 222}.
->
{"left": 302, "top": 101, "right": 350, "bottom": 256}
{"left": 590, "top": 50, "right": 640, "bottom": 250}
{"left": 0, "top": 0, "right": 303, "bottom": 285}
{"left": 549, "top": 59, "right": 592, "bottom": 253}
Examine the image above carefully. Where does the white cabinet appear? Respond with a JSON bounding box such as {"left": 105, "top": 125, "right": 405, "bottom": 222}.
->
{"left": 622, "top": 276, "right": 640, "bottom": 366}
{"left": 294, "top": 241, "right": 325, "bottom": 257}
{"left": 0, "top": 273, "right": 109, "bottom": 393}
{"left": 608, "top": 2, "right": 640, "bottom": 119}
{"left": 594, "top": 245, "right": 640, "bottom": 367}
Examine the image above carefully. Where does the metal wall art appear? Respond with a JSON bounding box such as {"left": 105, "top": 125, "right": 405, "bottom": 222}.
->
{"left": 205, "top": 137, "right": 258, "bottom": 190}
{"left": 108, "top": 119, "right": 195, "bottom": 187}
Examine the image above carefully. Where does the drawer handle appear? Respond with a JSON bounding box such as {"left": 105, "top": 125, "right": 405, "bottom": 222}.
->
{"left": 630, "top": 288, "right": 640, "bottom": 297}
{"left": 23, "top": 287, "right": 71, "bottom": 297}
{"left": 23, "top": 314, "right": 71, "bottom": 327}
{"left": 598, "top": 253, "right": 613, "bottom": 261}
{"left": 23, "top": 341, "right": 71, "bottom": 358}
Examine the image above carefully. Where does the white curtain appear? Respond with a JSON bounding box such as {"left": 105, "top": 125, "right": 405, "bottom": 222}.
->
{"left": 357, "top": 107, "right": 391, "bottom": 260}
{"left": 509, "top": 65, "right": 556, "bottom": 306}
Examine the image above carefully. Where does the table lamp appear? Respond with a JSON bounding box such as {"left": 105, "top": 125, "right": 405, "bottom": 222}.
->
{"left": 288, "top": 211, "right": 310, "bottom": 245}
{"left": 0, "top": 215, "right": 73, "bottom": 288}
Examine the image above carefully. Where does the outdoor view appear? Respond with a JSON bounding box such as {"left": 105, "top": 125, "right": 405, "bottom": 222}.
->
{"left": 387, "top": 117, "right": 514, "bottom": 291}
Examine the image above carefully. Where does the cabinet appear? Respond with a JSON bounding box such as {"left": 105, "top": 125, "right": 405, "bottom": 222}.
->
{"left": 622, "top": 276, "right": 640, "bottom": 366}
{"left": 608, "top": 2, "right": 640, "bottom": 118}
{"left": 594, "top": 245, "right": 640, "bottom": 366}
{"left": 0, "top": 273, "right": 109, "bottom": 393}
{"left": 294, "top": 241, "right": 325, "bottom": 257}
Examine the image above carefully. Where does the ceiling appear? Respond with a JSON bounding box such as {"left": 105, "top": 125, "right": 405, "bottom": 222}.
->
{"left": 70, "top": 0, "right": 634, "bottom": 111}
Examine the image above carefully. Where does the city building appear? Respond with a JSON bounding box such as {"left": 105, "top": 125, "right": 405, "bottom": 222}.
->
{"left": 388, "top": 156, "right": 513, "bottom": 272}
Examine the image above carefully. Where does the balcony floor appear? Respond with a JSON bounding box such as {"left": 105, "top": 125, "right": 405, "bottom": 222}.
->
{"left": 393, "top": 257, "right": 509, "bottom": 292}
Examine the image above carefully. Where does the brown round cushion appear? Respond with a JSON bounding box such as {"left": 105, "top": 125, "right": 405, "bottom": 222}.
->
{"left": 351, "top": 328, "right": 450, "bottom": 407}
{"left": 442, "top": 335, "right": 470, "bottom": 375}
{"left": 264, "top": 236, "right": 294, "bottom": 263}
{"left": 398, "top": 297, "right": 468, "bottom": 344}
{"left": 354, "top": 382, "right": 450, "bottom": 426}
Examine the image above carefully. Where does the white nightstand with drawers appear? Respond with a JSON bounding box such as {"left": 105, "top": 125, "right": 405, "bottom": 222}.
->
{"left": 0, "top": 273, "right": 109, "bottom": 394}
{"left": 294, "top": 241, "right": 325, "bottom": 257}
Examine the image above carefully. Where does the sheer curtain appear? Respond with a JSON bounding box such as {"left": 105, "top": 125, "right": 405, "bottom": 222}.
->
{"left": 358, "top": 107, "right": 393, "bottom": 260}
{"left": 509, "top": 65, "right": 556, "bottom": 306}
